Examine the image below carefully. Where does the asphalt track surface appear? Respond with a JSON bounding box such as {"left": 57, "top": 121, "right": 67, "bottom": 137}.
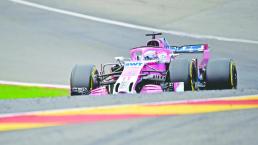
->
{"left": 1, "top": 0, "right": 258, "bottom": 145}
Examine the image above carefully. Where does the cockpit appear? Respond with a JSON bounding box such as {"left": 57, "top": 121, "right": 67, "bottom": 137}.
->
{"left": 147, "top": 40, "right": 160, "bottom": 47}
{"left": 129, "top": 33, "right": 171, "bottom": 62}
{"left": 130, "top": 47, "right": 170, "bottom": 63}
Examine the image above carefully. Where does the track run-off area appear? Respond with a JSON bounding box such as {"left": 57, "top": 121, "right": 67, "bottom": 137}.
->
{"left": 1, "top": 95, "right": 258, "bottom": 132}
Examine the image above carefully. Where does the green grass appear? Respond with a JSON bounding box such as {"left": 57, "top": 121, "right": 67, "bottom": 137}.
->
{"left": 0, "top": 85, "right": 69, "bottom": 99}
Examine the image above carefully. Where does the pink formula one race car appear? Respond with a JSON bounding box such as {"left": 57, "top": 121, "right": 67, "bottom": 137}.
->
{"left": 70, "top": 33, "right": 237, "bottom": 96}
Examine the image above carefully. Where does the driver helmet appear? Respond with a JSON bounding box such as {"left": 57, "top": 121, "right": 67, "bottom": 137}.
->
{"left": 144, "top": 50, "right": 158, "bottom": 60}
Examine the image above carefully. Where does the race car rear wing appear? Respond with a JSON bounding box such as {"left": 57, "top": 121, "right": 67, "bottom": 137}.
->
{"left": 169, "top": 44, "right": 208, "bottom": 53}
{"left": 168, "top": 44, "right": 210, "bottom": 69}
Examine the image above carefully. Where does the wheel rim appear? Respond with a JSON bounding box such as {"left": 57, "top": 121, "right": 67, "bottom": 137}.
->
{"left": 230, "top": 61, "right": 237, "bottom": 89}
{"left": 89, "top": 67, "right": 98, "bottom": 91}
{"left": 189, "top": 62, "right": 196, "bottom": 91}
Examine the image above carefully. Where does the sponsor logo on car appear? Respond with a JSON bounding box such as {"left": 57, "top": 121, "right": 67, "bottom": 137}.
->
{"left": 125, "top": 62, "right": 143, "bottom": 67}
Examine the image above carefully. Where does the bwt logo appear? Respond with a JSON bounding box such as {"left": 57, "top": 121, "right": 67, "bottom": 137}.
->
{"left": 125, "top": 62, "right": 143, "bottom": 67}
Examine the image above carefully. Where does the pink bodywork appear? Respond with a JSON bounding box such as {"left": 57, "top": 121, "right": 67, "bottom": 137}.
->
{"left": 140, "top": 84, "right": 163, "bottom": 94}
{"left": 130, "top": 47, "right": 171, "bottom": 71}
{"left": 199, "top": 44, "right": 210, "bottom": 69}
{"left": 90, "top": 86, "right": 109, "bottom": 96}
{"left": 90, "top": 39, "right": 210, "bottom": 96}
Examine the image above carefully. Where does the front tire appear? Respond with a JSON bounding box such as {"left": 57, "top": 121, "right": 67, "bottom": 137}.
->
{"left": 70, "top": 64, "right": 99, "bottom": 96}
{"left": 169, "top": 59, "right": 197, "bottom": 91}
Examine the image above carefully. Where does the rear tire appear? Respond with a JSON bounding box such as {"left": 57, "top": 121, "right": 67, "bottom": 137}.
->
{"left": 206, "top": 59, "right": 237, "bottom": 89}
{"left": 169, "top": 59, "right": 197, "bottom": 91}
{"left": 70, "top": 64, "right": 99, "bottom": 96}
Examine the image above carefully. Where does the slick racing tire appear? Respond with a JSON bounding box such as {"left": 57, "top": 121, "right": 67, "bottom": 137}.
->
{"left": 70, "top": 64, "right": 99, "bottom": 96}
{"left": 206, "top": 59, "right": 237, "bottom": 90}
{"left": 169, "top": 59, "right": 197, "bottom": 91}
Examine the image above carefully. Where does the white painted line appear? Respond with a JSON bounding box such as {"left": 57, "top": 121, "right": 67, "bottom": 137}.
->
{"left": 9, "top": 0, "right": 258, "bottom": 45}
{"left": 0, "top": 80, "right": 69, "bottom": 89}
{"left": 0, "top": 94, "right": 257, "bottom": 118}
